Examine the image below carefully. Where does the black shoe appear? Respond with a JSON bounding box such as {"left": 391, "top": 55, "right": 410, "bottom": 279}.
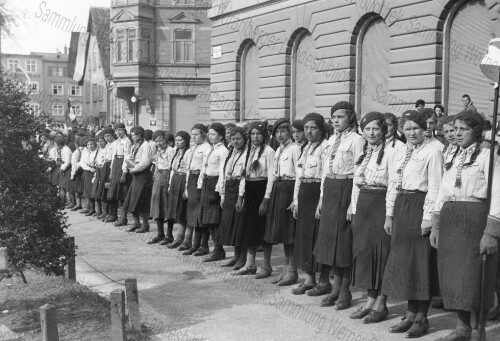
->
{"left": 147, "top": 236, "right": 165, "bottom": 244}
{"left": 363, "top": 307, "right": 389, "bottom": 324}
{"left": 277, "top": 272, "right": 298, "bottom": 286}
{"left": 114, "top": 219, "right": 128, "bottom": 227}
{"left": 70, "top": 205, "right": 82, "bottom": 211}
{"left": 271, "top": 270, "right": 286, "bottom": 284}
{"left": 389, "top": 317, "right": 414, "bottom": 333}
{"left": 320, "top": 292, "right": 339, "bottom": 307}
{"left": 105, "top": 215, "right": 118, "bottom": 223}
{"left": 305, "top": 283, "right": 332, "bottom": 297}
{"left": 126, "top": 224, "right": 141, "bottom": 232}
{"left": 182, "top": 247, "right": 198, "bottom": 255}
{"left": 160, "top": 236, "right": 174, "bottom": 246}
{"left": 221, "top": 259, "right": 237, "bottom": 267}
{"left": 135, "top": 225, "right": 150, "bottom": 233}
{"left": 177, "top": 243, "right": 191, "bottom": 251}
{"left": 193, "top": 247, "right": 209, "bottom": 257}
{"left": 84, "top": 210, "right": 95, "bottom": 216}
{"left": 167, "top": 240, "right": 182, "bottom": 249}
{"left": 203, "top": 251, "right": 226, "bottom": 262}
{"left": 349, "top": 306, "right": 372, "bottom": 319}
{"left": 405, "top": 319, "right": 429, "bottom": 338}
{"left": 292, "top": 283, "right": 316, "bottom": 295}
{"left": 335, "top": 291, "right": 352, "bottom": 310}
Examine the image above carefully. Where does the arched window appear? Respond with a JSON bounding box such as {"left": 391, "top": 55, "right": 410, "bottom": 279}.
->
{"left": 241, "top": 41, "right": 258, "bottom": 121}
{"left": 291, "top": 31, "right": 315, "bottom": 119}
{"left": 356, "top": 16, "right": 390, "bottom": 117}
{"left": 445, "top": 0, "right": 492, "bottom": 116}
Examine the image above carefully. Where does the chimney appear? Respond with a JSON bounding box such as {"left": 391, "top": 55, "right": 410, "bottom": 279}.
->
{"left": 64, "top": 44, "right": 67, "bottom": 54}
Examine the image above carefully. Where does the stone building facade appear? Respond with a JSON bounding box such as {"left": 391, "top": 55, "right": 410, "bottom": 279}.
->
{"left": 208, "top": 0, "right": 500, "bottom": 122}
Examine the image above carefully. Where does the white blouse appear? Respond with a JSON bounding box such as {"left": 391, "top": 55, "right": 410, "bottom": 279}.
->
{"left": 126, "top": 141, "right": 153, "bottom": 173}
{"left": 217, "top": 147, "right": 247, "bottom": 197}
{"left": 323, "top": 130, "right": 365, "bottom": 178}
{"left": 95, "top": 147, "right": 107, "bottom": 167}
{"left": 156, "top": 146, "right": 175, "bottom": 171}
{"left": 80, "top": 149, "right": 98, "bottom": 171}
{"left": 70, "top": 148, "right": 82, "bottom": 177}
{"left": 238, "top": 144, "right": 275, "bottom": 199}
{"left": 59, "top": 146, "right": 72, "bottom": 171}
{"left": 198, "top": 142, "right": 229, "bottom": 189}
{"left": 188, "top": 142, "right": 212, "bottom": 172}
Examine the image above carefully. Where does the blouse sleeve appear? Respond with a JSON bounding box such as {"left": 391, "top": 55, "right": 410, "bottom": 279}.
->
{"left": 422, "top": 148, "right": 444, "bottom": 221}
{"left": 130, "top": 144, "right": 152, "bottom": 173}
{"left": 60, "top": 148, "right": 72, "bottom": 171}
{"left": 264, "top": 148, "right": 276, "bottom": 199}
{"left": 385, "top": 150, "right": 398, "bottom": 217}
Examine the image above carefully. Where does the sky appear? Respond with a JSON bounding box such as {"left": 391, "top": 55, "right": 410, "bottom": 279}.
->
{"left": 2, "top": 0, "right": 109, "bottom": 55}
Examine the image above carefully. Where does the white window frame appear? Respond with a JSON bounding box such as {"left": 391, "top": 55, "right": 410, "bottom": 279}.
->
{"left": 25, "top": 60, "right": 37, "bottom": 73}
{"left": 70, "top": 85, "right": 82, "bottom": 96}
{"left": 8, "top": 58, "right": 19, "bottom": 71}
{"left": 28, "top": 81, "right": 39, "bottom": 94}
{"left": 29, "top": 102, "right": 40, "bottom": 115}
{"left": 52, "top": 104, "right": 64, "bottom": 116}
{"left": 52, "top": 84, "right": 64, "bottom": 95}
{"left": 173, "top": 28, "right": 195, "bottom": 63}
{"left": 72, "top": 104, "right": 82, "bottom": 116}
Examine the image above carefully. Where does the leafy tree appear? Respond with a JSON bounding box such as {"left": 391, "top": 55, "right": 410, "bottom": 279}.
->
{"left": 0, "top": 69, "right": 75, "bottom": 283}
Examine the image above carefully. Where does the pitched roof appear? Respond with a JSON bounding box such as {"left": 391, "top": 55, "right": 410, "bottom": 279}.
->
{"left": 88, "top": 7, "right": 110, "bottom": 77}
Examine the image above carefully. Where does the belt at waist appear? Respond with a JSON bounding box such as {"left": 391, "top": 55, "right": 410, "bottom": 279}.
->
{"left": 157, "top": 169, "right": 170, "bottom": 173}
{"left": 115, "top": 155, "right": 124, "bottom": 159}
{"left": 300, "top": 177, "right": 321, "bottom": 183}
{"left": 444, "top": 196, "right": 485, "bottom": 203}
{"left": 204, "top": 175, "right": 218, "bottom": 179}
{"left": 96, "top": 165, "right": 105, "bottom": 169}
{"left": 361, "top": 185, "right": 387, "bottom": 191}
{"left": 326, "top": 174, "right": 353, "bottom": 180}
{"left": 276, "top": 176, "right": 295, "bottom": 181}
{"left": 226, "top": 176, "right": 241, "bottom": 181}
{"left": 189, "top": 170, "right": 201, "bottom": 175}
{"left": 245, "top": 177, "right": 267, "bottom": 182}
{"left": 174, "top": 171, "right": 186, "bottom": 175}
{"left": 398, "top": 189, "right": 426, "bottom": 195}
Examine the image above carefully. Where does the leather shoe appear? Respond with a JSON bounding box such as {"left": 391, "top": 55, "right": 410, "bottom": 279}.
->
{"left": 434, "top": 329, "right": 472, "bottom": 341}
{"left": 389, "top": 317, "right": 414, "bottom": 333}
{"left": 160, "top": 236, "right": 174, "bottom": 245}
{"left": 135, "top": 225, "right": 150, "bottom": 233}
{"left": 363, "top": 307, "right": 389, "bottom": 324}
{"left": 292, "top": 283, "right": 316, "bottom": 295}
{"left": 167, "top": 240, "right": 182, "bottom": 249}
{"left": 193, "top": 247, "right": 209, "bottom": 256}
{"left": 405, "top": 319, "right": 429, "bottom": 338}
{"left": 126, "top": 224, "right": 141, "bottom": 232}
{"left": 182, "top": 247, "right": 197, "bottom": 255}
{"left": 85, "top": 210, "right": 96, "bottom": 216}
{"left": 97, "top": 212, "right": 107, "bottom": 219}
{"left": 221, "top": 259, "right": 237, "bottom": 267}
{"left": 105, "top": 215, "right": 118, "bottom": 223}
{"left": 70, "top": 205, "right": 82, "bottom": 211}
{"left": 349, "top": 306, "right": 372, "bottom": 319}
{"left": 255, "top": 268, "right": 272, "bottom": 279}
{"left": 231, "top": 266, "right": 257, "bottom": 276}
{"left": 147, "top": 236, "right": 164, "bottom": 244}
{"left": 335, "top": 292, "right": 352, "bottom": 310}
{"left": 203, "top": 251, "right": 226, "bottom": 262}
{"left": 271, "top": 270, "right": 286, "bottom": 284}
{"left": 114, "top": 219, "right": 128, "bottom": 227}
{"left": 79, "top": 209, "right": 89, "bottom": 214}
{"left": 277, "top": 272, "right": 298, "bottom": 286}
{"left": 306, "top": 283, "right": 332, "bottom": 296}
{"left": 232, "top": 263, "right": 244, "bottom": 271}
{"left": 320, "top": 292, "right": 339, "bottom": 307}
{"left": 177, "top": 243, "right": 191, "bottom": 251}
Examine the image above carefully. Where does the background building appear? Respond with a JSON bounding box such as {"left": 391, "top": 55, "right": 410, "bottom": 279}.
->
{"left": 208, "top": 0, "right": 500, "bottom": 122}
{"left": 1, "top": 50, "right": 84, "bottom": 124}
{"left": 109, "top": 0, "right": 212, "bottom": 133}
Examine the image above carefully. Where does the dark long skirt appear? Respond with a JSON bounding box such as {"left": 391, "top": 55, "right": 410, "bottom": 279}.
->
{"left": 150, "top": 170, "right": 170, "bottom": 219}
{"left": 382, "top": 192, "right": 439, "bottom": 300}
{"left": 239, "top": 180, "right": 268, "bottom": 246}
{"left": 439, "top": 201, "right": 498, "bottom": 312}
{"left": 216, "top": 178, "right": 244, "bottom": 246}
{"left": 293, "top": 182, "right": 321, "bottom": 273}
{"left": 50, "top": 164, "right": 60, "bottom": 186}
{"left": 186, "top": 173, "right": 201, "bottom": 227}
{"left": 124, "top": 168, "right": 153, "bottom": 214}
{"left": 91, "top": 163, "right": 110, "bottom": 200}
{"left": 58, "top": 166, "right": 71, "bottom": 190}
{"left": 107, "top": 158, "right": 130, "bottom": 202}
{"left": 314, "top": 178, "right": 353, "bottom": 267}
{"left": 197, "top": 176, "right": 221, "bottom": 227}
{"left": 68, "top": 168, "right": 83, "bottom": 194}
{"left": 166, "top": 173, "right": 187, "bottom": 223}
{"left": 264, "top": 180, "right": 296, "bottom": 245}
{"left": 352, "top": 188, "right": 390, "bottom": 290}
{"left": 82, "top": 170, "right": 94, "bottom": 198}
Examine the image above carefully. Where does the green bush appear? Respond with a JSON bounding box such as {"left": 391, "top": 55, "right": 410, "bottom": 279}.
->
{"left": 0, "top": 69, "right": 75, "bottom": 282}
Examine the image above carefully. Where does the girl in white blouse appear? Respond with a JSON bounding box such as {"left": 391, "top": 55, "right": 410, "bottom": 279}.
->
{"left": 233, "top": 121, "right": 275, "bottom": 275}
{"left": 90, "top": 135, "right": 108, "bottom": 218}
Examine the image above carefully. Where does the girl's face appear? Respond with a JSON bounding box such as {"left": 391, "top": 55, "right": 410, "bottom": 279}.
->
{"left": 208, "top": 129, "right": 222, "bottom": 145}
{"left": 87, "top": 141, "right": 96, "bottom": 151}
{"left": 443, "top": 123, "right": 456, "bottom": 145}
{"left": 131, "top": 132, "right": 141, "bottom": 144}
{"left": 175, "top": 136, "right": 186, "bottom": 149}
{"left": 385, "top": 118, "right": 396, "bottom": 138}
{"left": 116, "top": 128, "right": 125, "bottom": 138}
{"left": 104, "top": 133, "right": 115, "bottom": 143}
{"left": 98, "top": 138, "right": 106, "bottom": 149}
{"left": 304, "top": 121, "right": 322, "bottom": 142}
{"left": 403, "top": 121, "right": 425, "bottom": 145}
{"left": 191, "top": 129, "right": 205, "bottom": 145}
{"left": 292, "top": 127, "right": 305, "bottom": 144}
{"left": 454, "top": 119, "right": 476, "bottom": 149}
{"left": 424, "top": 117, "right": 437, "bottom": 137}
{"left": 250, "top": 129, "right": 264, "bottom": 146}
{"left": 155, "top": 136, "right": 167, "bottom": 149}
{"left": 331, "top": 109, "right": 350, "bottom": 132}
{"left": 231, "top": 132, "right": 245, "bottom": 150}
{"left": 276, "top": 126, "right": 292, "bottom": 145}
{"left": 363, "top": 120, "right": 384, "bottom": 146}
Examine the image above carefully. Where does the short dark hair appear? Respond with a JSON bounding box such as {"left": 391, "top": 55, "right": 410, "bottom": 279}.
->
{"left": 462, "top": 94, "right": 471, "bottom": 100}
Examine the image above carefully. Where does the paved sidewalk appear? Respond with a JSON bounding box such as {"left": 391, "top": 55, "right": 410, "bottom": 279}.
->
{"left": 67, "top": 210, "right": 500, "bottom": 341}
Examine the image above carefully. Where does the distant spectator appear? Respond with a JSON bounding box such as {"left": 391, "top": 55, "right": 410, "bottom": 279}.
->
{"left": 434, "top": 104, "right": 445, "bottom": 117}
{"left": 462, "top": 94, "right": 477, "bottom": 113}
{"left": 415, "top": 99, "right": 425, "bottom": 112}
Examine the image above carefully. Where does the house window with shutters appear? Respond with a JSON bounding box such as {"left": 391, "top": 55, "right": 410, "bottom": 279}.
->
{"left": 173, "top": 29, "right": 194, "bottom": 63}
